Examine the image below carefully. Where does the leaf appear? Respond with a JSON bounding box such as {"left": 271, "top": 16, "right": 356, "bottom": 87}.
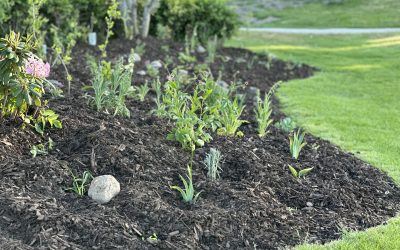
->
{"left": 298, "top": 168, "right": 313, "bottom": 178}
{"left": 288, "top": 165, "right": 298, "bottom": 178}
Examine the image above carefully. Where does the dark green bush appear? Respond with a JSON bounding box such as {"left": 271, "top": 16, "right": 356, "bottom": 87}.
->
{"left": 154, "top": 0, "right": 240, "bottom": 44}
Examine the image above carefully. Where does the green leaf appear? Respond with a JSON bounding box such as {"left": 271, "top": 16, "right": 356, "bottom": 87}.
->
{"left": 298, "top": 168, "right": 313, "bottom": 178}
{"left": 288, "top": 165, "right": 298, "bottom": 178}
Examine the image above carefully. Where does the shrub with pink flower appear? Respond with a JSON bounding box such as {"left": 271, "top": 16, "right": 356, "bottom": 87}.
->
{"left": 25, "top": 56, "right": 50, "bottom": 78}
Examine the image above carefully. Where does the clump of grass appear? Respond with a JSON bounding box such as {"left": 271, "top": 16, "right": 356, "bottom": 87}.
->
{"left": 66, "top": 170, "right": 93, "bottom": 197}
{"left": 203, "top": 148, "right": 222, "bottom": 180}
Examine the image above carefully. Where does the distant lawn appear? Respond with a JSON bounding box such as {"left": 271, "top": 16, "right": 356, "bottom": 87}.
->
{"left": 245, "top": 0, "right": 400, "bottom": 28}
{"left": 226, "top": 31, "right": 400, "bottom": 249}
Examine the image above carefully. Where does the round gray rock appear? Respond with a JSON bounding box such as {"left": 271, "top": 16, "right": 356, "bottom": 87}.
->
{"left": 88, "top": 175, "right": 120, "bottom": 204}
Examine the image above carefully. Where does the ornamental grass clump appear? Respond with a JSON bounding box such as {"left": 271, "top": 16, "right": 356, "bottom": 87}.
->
{"left": 289, "top": 129, "right": 307, "bottom": 160}
{"left": 203, "top": 148, "right": 222, "bottom": 180}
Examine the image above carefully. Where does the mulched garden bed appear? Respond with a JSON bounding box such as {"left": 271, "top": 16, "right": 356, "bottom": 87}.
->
{"left": 1, "top": 37, "right": 399, "bottom": 250}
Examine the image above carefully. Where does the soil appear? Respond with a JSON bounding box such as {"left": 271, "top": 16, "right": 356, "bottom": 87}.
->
{"left": 1, "top": 37, "right": 399, "bottom": 250}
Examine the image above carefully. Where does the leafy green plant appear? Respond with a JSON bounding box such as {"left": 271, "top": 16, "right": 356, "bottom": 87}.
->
{"left": 0, "top": 31, "right": 61, "bottom": 134}
{"left": 254, "top": 90, "right": 273, "bottom": 137}
{"left": 288, "top": 165, "right": 313, "bottom": 179}
{"left": 203, "top": 148, "right": 222, "bottom": 180}
{"left": 66, "top": 170, "right": 93, "bottom": 197}
{"left": 134, "top": 42, "right": 146, "bottom": 56}
{"left": 134, "top": 82, "right": 150, "bottom": 101}
{"left": 167, "top": 114, "right": 212, "bottom": 151}
{"left": 146, "top": 64, "right": 159, "bottom": 78}
{"left": 30, "top": 137, "right": 54, "bottom": 158}
{"left": 275, "top": 117, "right": 296, "bottom": 133}
{"left": 33, "top": 109, "right": 63, "bottom": 135}
{"left": 217, "top": 97, "right": 247, "bottom": 136}
{"left": 178, "top": 52, "right": 196, "bottom": 64}
{"left": 170, "top": 164, "right": 201, "bottom": 203}
{"left": 84, "top": 52, "right": 135, "bottom": 117}
{"left": 254, "top": 81, "right": 281, "bottom": 137}
{"left": 289, "top": 129, "right": 307, "bottom": 160}
{"left": 99, "top": 0, "right": 120, "bottom": 58}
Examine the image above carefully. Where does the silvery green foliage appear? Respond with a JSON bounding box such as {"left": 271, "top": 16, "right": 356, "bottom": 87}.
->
{"left": 203, "top": 148, "right": 222, "bottom": 180}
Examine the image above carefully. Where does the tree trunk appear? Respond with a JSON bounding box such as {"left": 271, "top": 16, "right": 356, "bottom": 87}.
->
{"left": 141, "top": 0, "right": 159, "bottom": 38}
{"left": 131, "top": 0, "right": 139, "bottom": 36}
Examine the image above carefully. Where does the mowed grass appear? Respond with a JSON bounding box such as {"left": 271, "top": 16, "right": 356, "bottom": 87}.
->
{"left": 226, "top": 32, "right": 400, "bottom": 249}
{"left": 247, "top": 0, "right": 400, "bottom": 28}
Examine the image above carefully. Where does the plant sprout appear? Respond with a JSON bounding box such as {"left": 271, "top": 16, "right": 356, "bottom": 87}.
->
{"left": 170, "top": 164, "right": 201, "bottom": 203}
{"left": 288, "top": 165, "right": 313, "bottom": 179}
{"left": 289, "top": 129, "right": 307, "bottom": 160}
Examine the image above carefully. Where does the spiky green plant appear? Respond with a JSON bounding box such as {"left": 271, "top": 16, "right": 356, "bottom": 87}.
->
{"left": 289, "top": 129, "right": 307, "bottom": 159}
{"left": 254, "top": 90, "right": 273, "bottom": 137}
{"left": 203, "top": 148, "right": 222, "bottom": 180}
{"left": 170, "top": 164, "right": 201, "bottom": 203}
{"left": 66, "top": 170, "right": 93, "bottom": 197}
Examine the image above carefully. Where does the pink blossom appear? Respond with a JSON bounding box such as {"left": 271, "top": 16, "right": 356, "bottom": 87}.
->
{"left": 25, "top": 57, "right": 50, "bottom": 78}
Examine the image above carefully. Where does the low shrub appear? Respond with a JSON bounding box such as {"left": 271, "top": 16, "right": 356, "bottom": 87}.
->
{"left": 0, "top": 31, "right": 61, "bottom": 134}
{"left": 154, "top": 0, "right": 240, "bottom": 44}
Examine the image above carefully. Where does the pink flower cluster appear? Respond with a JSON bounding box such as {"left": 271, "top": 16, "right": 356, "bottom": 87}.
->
{"left": 25, "top": 57, "right": 50, "bottom": 78}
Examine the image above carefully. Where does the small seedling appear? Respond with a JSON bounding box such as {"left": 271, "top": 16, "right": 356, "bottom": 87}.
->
{"left": 30, "top": 138, "right": 54, "bottom": 158}
{"left": 275, "top": 117, "right": 296, "bottom": 133}
{"left": 66, "top": 170, "right": 93, "bottom": 197}
{"left": 288, "top": 165, "right": 313, "bottom": 179}
{"left": 170, "top": 165, "right": 201, "bottom": 203}
{"left": 289, "top": 129, "right": 307, "bottom": 160}
{"left": 203, "top": 148, "right": 222, "bottom": 180}
{"left": 134, "top": 82, "right": 150, "bottom": 101}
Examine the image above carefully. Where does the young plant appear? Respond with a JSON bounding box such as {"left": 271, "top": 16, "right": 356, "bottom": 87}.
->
{"left": 254, "top": 81, "right": 281, "bottom": 137}
{"left": 134, "top": 82, "right": 150, "bottom": 101}
{"left": 217, "top": 98, "right": 247, "bottom": 137}
{"left": 85, "top": 52, "right": 135, "bottom": 117}
{"left": 288, "top": 165, "right": 313, "bottom": 179}
{"left": 66, "top": 170, "right": 93, "bottom": 197}
{"left": 30, "top": 138, "right": 54, "bottom": 158}
{"left": 203, "top": 148, "right": 222, "bottom": 180}
{"left": 275, "top": 117, "right": 296, "bottom": 133}
{"left": 167, "top": 114, "right": 212, "bottom": 152}
{"left": 146, "top": 64, "right": 159, "bottom": 78}
{"left": 289, "top": 129, "right": 307, "bottom": 160}
{"left": 99, "top": 0, "right": 120, "bottom": 58}
{"left": 170, "top": 164, "right": 201, "bottom": 203}
{"left": 254, "top": 90, "right": 273, "bottom": 137}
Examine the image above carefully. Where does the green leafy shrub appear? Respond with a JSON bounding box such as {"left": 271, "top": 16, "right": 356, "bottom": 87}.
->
{"left": 154, "top": 0, "right": 240, "bottom": 44}
{"left": 0, "top": 31, "right": 61, "bottom": 134}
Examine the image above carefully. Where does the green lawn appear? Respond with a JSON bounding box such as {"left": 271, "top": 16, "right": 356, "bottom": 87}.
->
{"left": 242, "top": 0, "right": 400, "bottom": 28}
{"left": 226, "top": 31, "right": 400, "bottom": 249}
